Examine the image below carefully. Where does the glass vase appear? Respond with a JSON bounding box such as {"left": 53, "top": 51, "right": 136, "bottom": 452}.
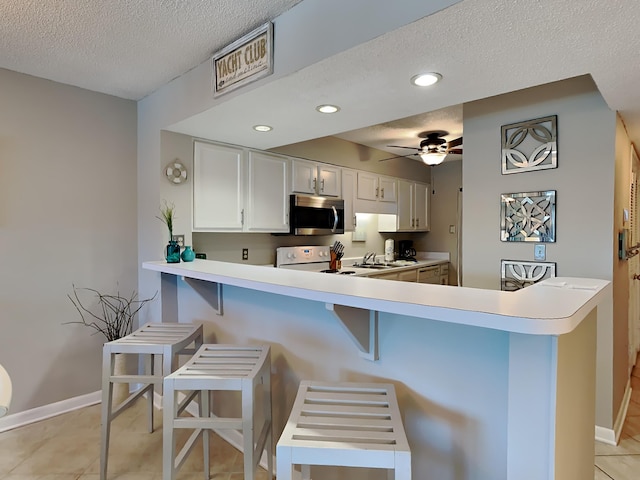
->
{"left": 165, "top": 240, "right": 181, "bottom": 263}
{"left": 181, "top": 246, "right": 195, "bottom": 262}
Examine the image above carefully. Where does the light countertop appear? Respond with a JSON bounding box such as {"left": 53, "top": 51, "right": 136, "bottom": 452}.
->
{"left": 143, "top": 259, "right": 610, "bottom": 336}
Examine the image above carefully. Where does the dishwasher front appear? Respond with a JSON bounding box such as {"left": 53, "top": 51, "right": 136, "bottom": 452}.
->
{"left": 417, "top": 265, "right": 441, "bottom": 284}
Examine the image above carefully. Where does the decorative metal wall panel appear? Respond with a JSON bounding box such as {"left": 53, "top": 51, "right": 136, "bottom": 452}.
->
{"left": 501, "top": 260, "right": 556, "bottom": 291}
{"left": 500, "top": 190, "right": 556, "bottom": 242}
{"left": 502, "top": 115, "right": 557, "bottom": 174}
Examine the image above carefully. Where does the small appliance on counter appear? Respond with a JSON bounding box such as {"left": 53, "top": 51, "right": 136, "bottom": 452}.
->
{"left": 397, "top": 240, "right": 417, "bottom": 261}
{"left": 384, "top": 239, "right": 395, "bottom": 262}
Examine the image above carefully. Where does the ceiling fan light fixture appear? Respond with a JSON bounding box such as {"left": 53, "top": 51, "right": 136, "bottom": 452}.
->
{"left": 316, "top": 104, "right": 340, "bottom": 114}
{"left": 253, "top": 124, "right": 272, "bottom": 132}
{"left": 420, "top": 152, "right": 446, "bottom": 165}
{"left": 411, "top": 72, "right": 442, "bottom": 87}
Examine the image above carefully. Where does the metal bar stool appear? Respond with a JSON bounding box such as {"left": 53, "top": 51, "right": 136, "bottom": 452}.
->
{"left": 100, "top": 322, "right": 204, "bottom": 480}
{"left": 162, "top": 344, "right": 272, "bottom": 480}
{"left": 276, "top": 380, "right": 411, "bottom": 480}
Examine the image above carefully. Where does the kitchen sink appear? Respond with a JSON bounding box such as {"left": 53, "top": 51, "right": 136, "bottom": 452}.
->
{"left": 351, "top": 263, "right": 394, "bottom": 269}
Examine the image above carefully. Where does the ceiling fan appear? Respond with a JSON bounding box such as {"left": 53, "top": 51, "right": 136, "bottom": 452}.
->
{"left": 381, "top": 130, "right": 463, "bottom": 165}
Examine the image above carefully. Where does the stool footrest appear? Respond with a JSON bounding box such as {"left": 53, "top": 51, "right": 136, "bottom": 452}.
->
{"left": 173, "top": 417, "right": 244, "bottom": 430}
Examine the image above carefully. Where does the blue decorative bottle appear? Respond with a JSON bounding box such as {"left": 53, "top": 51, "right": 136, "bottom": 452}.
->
{"left": 181, "top": 246, "right": 195, "bottom": 262}
{"left": 166, "top": 240, "right": 181, "bottom": 263}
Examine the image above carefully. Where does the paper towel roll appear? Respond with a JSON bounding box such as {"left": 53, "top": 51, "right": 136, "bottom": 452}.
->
{"left": 0, "top": 364, "right": 12, "bottom": 418}
{"left": 384, "top": 238, "right": 395, "bottom": 262}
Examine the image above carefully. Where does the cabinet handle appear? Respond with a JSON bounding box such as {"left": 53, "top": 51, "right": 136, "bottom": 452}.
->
{"left": 241, "top": 209, "right": 244, "bottom": 225}
{"left": 416, "top": 218, "right": 419, "bottom": 227}
{"left": 411, "top": 218, "right": 415, "bottom": 227}
{"left": 321, "top": 178, "right": 325, "bottom": 192}
{"left": 312, "top": 177, "right": 317, "bottom": 191}
{"left": 381, "top": 187, "right": 385, "bottom": 199}
{"left": 354, "top": 215, "right": 357, "bottom": 227}
{"left": 376, "top": 187, "right": 379, "bottom": 198}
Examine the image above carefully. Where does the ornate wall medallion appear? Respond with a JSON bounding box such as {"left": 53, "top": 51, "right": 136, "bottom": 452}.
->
{"left": 501, "top": 260, "right": 556, "bottom": 291}
{"left": 502, "top": 115, "right": 557, "bottom": 174}
{"left": 500, "top": 190, "right": 556, "bottom": 242}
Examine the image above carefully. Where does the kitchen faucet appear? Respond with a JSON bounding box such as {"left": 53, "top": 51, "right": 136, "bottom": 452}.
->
{"left": 363, "top": 252, "right": 376, "bottom": 264}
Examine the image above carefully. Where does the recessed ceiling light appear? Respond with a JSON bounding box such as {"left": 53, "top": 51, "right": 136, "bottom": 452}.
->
{"left": 253, "top": 125, "right": 272, "bottom": 132}
{"left": 411, "top": 72, "right": 442, "bottom": 87}
{"left": 316, "top": 104, "right": 340, "bottom": 114}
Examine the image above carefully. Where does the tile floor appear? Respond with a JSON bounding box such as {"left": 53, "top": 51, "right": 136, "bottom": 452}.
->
{"left": 0, "top": 400, "right": 269, "bottom": 480}
{"left": 1, "top": 370, "right": 639, "bottom": 480}
{"left": 595, "top": 360, "right": 640, "bottom": 479}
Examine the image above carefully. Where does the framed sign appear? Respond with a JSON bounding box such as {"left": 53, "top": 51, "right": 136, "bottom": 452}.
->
{"left": 212, "top": 22, "right": 273, "bottom": 97}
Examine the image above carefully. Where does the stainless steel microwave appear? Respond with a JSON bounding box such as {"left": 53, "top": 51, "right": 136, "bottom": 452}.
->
{"left": 289, "top": 194, "right": 344, "bottom": 235}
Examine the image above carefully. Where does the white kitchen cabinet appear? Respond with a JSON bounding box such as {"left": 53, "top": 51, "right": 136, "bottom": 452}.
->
{"left": 356, "top": 172, "right": 396, "bottom": 203}
{"left": 291, "top": 159, "right": 341, "bottom": 197}
{"left": 341, "top": 168, "right": 357, "bottom": 232}
{"left": 193, "top": 141, "right": 244, "bottom": 231}
{"left": 397, "top": 269, "right": 418, "bottom": 282}
{"left": 369, "top": 271, "right": 399, "bottom": 281}
{"left": 378, "top": 180, "right": 430, "bottom": 232}
{"left": 245, "top": 151, "right": 289, "bottom": 232}
{"left": 355, "top": 171, "right": 397, "bottom": 214}
{"left": 193, "top": 141, "right": 289, "bottom": 232}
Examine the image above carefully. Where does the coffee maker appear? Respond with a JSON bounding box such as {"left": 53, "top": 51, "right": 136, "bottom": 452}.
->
{"left": 397, "top": 240, "right": 417, "bottom": 261}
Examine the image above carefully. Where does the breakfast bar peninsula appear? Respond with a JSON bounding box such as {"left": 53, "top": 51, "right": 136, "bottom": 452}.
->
{"left": 144, "top": 259, "right": 609, "bottom": 480}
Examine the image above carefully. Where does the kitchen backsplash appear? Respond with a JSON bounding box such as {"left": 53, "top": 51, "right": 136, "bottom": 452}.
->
{"left": 193, "top": 212, "right": 429, "bottom": 266}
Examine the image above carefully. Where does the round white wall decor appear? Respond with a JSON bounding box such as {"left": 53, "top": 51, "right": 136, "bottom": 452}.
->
{"left": 165, "top": 161, "right": 187, "bottom": 184}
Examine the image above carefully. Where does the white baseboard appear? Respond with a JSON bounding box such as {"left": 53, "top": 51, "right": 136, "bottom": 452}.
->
{"left": 595, "top": 379, "right": 632, "bottom": 446}
{"left": 0, "top": 390, "right": 101, "bottom": 433}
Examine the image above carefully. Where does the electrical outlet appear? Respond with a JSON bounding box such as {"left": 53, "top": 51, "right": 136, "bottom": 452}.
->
{"left": 534, "top": 244, "right": 546, "bottom": 261}
{"left": 242, "top": 248, "right": 248, "bottom": 261}
{"left": 172, "top": 234, "right": 185, "bottom": 247}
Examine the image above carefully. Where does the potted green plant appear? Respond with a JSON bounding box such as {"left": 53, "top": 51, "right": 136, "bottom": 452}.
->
{"left": 157, "top": 200, "right": 180, "bottom": 263}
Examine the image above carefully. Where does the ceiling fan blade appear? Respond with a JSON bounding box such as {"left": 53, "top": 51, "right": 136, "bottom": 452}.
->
{"left": 378, "top": 153, "right": 419, "bottom": 162}
{"left": 447, "top": 137, "right": 463, "bottom": 148}
{"left": 387, "top": 145, "right": 420, "bottom": 150}
{"left": 448, "top": 148, "right": 463, "bottom": 155}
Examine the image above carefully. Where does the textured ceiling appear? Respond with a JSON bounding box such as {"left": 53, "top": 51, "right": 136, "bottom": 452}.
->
{"left": 0, "top": 0, "right": 302, "bottom": 100}
{"left": 168, "top": 0, "right": 640, "bottom": 158}
{"left": 3, "top": 0, "right": 640, "bottom": 157}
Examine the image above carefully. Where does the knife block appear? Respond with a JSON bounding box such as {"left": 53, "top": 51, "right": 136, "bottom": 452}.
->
{"left": 330, "top": 250, "right": 338, "bottom": 270}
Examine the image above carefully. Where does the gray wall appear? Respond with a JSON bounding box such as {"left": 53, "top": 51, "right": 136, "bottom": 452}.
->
{"left": 462, "top": 75, "right": 618, "bottom": 428}
{"left": 417, "top": 159, "right": 462, "bottom": 284}
{"left": 0, "top": 68, "right": 137, "bottom": 413}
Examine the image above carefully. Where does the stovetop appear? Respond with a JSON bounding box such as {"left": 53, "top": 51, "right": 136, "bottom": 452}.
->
{"left": 276, "top": 246, "right": 358, "bottom": 274}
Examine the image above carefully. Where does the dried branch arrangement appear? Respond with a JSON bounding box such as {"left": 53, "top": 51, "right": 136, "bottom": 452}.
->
{"left": 66, "top": 285, "right": 157, "bottom": 341}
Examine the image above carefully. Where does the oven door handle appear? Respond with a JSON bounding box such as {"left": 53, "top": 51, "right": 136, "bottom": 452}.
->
{"left": 331, "top": 206, "right": 339, "bottom": 233}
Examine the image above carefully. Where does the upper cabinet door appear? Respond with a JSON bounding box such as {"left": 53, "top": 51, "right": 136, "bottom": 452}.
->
{"left": 246, "top": 151, "right": 289, "bottom": 232}
{"left": 318, "top": 165, "right": 341, "bottom": 197}
{"left": 396, "top": 180, "right": 414, "bottom": 231}
{"left": 356, "top": 171, "right": 378, "bottom": 201}
{"left": 414, "top": 182, "right": 429, "bottom": 231}
{"left": 342, "top": 168, "right": 357, "bottom": 232}
{"left": 291, "top": 159, "right": 316, "bottom": 194}
{"left": 378, "top": 176, "right": 397, "bottom": 203}
{"left": 193, "top": 141, "right": 244, "bottom": 231}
